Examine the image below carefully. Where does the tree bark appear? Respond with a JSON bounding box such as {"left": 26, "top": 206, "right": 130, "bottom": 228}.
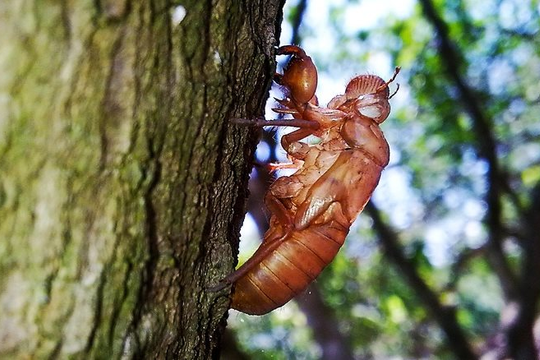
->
{"left": 0, "top": 0, "right": 284, "bottom": 358}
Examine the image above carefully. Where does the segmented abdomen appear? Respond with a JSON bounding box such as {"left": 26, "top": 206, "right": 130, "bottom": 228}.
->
{"left": 231, "top": 220, "right": 348, "bottom": 315}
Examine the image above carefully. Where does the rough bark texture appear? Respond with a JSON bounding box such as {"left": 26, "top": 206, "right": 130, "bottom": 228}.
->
{"left": 0, "top": 0, "right": 284, "bottom": 358}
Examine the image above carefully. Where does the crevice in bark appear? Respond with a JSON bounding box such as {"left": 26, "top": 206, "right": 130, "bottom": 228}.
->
{"left": 99, "top": 29, "right": 127, "bottom": 171}
{"left": 84, "top": 264, "right": 106, "bottom": 353}
{"left": 49, "top": 339, "right": 63, "bottom": 360}
{"left": 132, "top": 136, "right": 163, "bottom": 346}
{"left": 107, "top": 259, "right": 134, "bottom": 348}
{"left": 59, "top": 0, "right": 72, "bottom": 41}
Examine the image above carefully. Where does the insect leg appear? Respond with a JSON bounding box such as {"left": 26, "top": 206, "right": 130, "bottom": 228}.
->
{"left": 276, "top": 44, "right": 309, "bottom": 58}
{"left": 231, "top": 118, "right": 319, "bottom": 129}
{"left": 265, "top": 192, "right": 294, "bottom": 229}
{"left": 231, "top": 117, "right": 319, "bottom": 156}
{"left": 281, "top": 128, "right": 315, "bottom": 152}
{"left": 207, "top": 229, "right": 290, "bottom": 292}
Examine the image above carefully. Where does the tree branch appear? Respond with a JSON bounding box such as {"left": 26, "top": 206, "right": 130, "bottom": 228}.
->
{"left": 418, "top": 0, "right": 517, "bottom": 302}
{"left": 296, "top": 284, "right": 355, "bottom": 360}
{"left": 289, "top": 0, "right": 308, "bottom": 45}
{"left": 366, "top": 203, "right": 477, "bottom": 360}
{"left": 417, "top": 1, "right": 539, "bottom": 357}
{"left": 505, "top": 184, "right": 540, "bottom": 359}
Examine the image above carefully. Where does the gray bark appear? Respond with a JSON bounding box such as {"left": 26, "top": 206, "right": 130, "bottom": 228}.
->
{"left": 0, "top": 0, "right": 284, "bottom": 358}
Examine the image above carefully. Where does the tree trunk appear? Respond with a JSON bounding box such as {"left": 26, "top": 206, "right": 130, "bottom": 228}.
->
{"left": 0, "top": 0, "right": 284, "bottom": 358}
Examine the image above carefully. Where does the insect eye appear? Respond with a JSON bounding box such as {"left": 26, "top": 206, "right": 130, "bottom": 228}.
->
{"left": 359, "top": 105, "right": 382, "bottom": 119}
{"left": 357, "top": 102, "right": 390, "bottom": 123}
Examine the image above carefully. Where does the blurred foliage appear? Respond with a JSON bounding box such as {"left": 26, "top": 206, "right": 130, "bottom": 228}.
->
{"left": 227, "top": 0, "right": 540, "bottom": 358}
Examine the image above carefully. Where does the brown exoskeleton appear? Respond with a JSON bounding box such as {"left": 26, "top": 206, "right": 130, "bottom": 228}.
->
{"left": 211, "top": 45, "right": 399, "bottom": 315}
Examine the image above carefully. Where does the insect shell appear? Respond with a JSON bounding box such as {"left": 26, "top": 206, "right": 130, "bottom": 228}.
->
{"left": 211, "top": 45, "right": 399, "bottom": 315}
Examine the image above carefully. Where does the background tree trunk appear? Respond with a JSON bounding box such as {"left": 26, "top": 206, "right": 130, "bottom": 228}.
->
{"left": 0, "top": 0, "right": 284, "bottom": 358}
